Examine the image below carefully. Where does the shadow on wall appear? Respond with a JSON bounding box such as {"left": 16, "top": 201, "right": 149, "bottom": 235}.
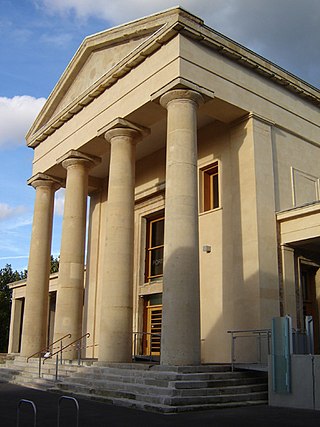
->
{"left": 200, "top": 120, "right": 280, "bottom": 363}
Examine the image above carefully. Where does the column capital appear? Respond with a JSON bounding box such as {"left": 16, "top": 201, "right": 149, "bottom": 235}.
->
{"left": 102, "top": 118, "right": 150, "bottom": 144}
{"left": 57, "top": 150, "right": 101, "bottom": 170}
{"left": 27, "top": 173, "right": 62, "bottom": 190}
{"left": 160, "top": 89, "right": 204, "bottom": 110}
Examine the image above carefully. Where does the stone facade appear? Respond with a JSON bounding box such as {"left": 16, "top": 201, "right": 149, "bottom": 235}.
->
{"left": 8, "top": 7, "right": 320, "bottom": 364}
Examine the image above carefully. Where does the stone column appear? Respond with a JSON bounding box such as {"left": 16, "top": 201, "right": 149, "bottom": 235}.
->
{"left": 54, "top": 151, "right": 99, "bottom": 358}
{"left": 160, "top": 89, "right": 203, "bottom": 365}
{"left": 21, "top": 173, "right": 60, "bottom": 357}
{"left": 99, "top": 118, "right": 148, "bottom": 363}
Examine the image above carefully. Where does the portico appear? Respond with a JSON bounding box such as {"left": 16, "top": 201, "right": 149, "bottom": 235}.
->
{"left": 21, "top": 81, "right": 210, "bottom": 364}
{"left": 10, "top": 7, "right": 320, "bottom": 368}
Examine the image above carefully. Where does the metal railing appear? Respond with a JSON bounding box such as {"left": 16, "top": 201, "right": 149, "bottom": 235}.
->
{"left": 57, "top": 396, "right": 79, "bottom": 427}
{"left": 27, "top": 333, "right": 72, "bottom": 379}
{"left": 17, "top": 399, "right": 37, "bottom": 427}
{"left": 44, "top": 333, "right": 90, "bottom": 363}
{"left": 43, "top": 333, "right": 90, "bottom": 380}
{"left": 291, "top": 322, "right": 314, "bottom": 355}
{"left": 16, "top": 396, "right": 80, "bottom": 427}
{"left": 228, "top": 318, "right": 315, "bottom": 371}
{"left": 227, "top": 328, "right": 271, "bottom": 371}
{"left": 132, "top": 331, "right": 161, "bottom": 360}
{"left": 27, "top": 333, "right": 72, "bottom": 362}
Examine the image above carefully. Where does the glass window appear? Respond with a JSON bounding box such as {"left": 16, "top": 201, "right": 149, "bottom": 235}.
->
{"left": 201, "top": 162, "right": 219, "bottom": 212}
{"left": 145, "top": 214, "right": 164, "bottom": 282}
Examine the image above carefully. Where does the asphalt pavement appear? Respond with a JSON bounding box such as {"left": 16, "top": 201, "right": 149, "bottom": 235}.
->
{"left": 1, "top": 381, "right": 320, "bottom": 427}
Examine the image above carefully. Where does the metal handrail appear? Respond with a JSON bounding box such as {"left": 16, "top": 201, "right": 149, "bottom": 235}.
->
{"left": 227, "top": 328, "right": 271, "bottom": 334}
{"left": 132, "top": 331, "right": 161, "bottom": 359}
{"left": 43, "top": 332, "right": 90, "bottom": 364}
{"left": 27, "top": 333, "right": 72, "bottom": 362}
{"left": 227, "top": 328, "right": 271, "bottom": 371}
{"left": 43, "top": 332, "right": 90, "bottom": 381}
{"left": 133, "top": 331, "right": 161, "bottom": 336}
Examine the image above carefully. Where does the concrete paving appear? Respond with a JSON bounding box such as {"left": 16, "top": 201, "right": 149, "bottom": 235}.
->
{"left": 1, "top": 381, "right": 320, "bottom": 427}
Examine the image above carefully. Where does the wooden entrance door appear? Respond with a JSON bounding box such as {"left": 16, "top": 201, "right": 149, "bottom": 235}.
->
{"left": 145, "top": 304, "right": 162, "bottom": 356}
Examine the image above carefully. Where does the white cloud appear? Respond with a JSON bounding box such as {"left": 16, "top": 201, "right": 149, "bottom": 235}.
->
{"left": 54, "top": 189, "right": 65, "bottom": 216}
{"left": 36, "top": 0, "right": 209, "bottom": 23}
{"left": 0, "top": 96, "right": 46, "bottom": 149}
{"left": 0, "top": 255, "right": 28, "bottom": 260}
{"left": 40, "top": 32, "right": 74, "bottom": 47}
{"left": 0, "top": 203, "right": 26, "bottom": 221}
{"left": 34, "top": 0, "right": 320, "bottom": 87}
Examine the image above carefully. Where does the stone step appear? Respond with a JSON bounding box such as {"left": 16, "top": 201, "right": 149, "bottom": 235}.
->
{"left": 0, "top": 354, "right": 8, "bottom": 365}
{"left": 174, "top": 383, "right": 268, "bottom": 397}
{"left": 68, "top": 367, "right": 259, "bottom": 383}
{"left": 0, "top": 358, "right": 84, "bottom": 387}
{"left": 8, "top": 355, "right": 94, "bottom": 369}
{"left": 60, "top": 372, "right": 266, "bottom": 392}
{"left": 55, "top": 381, "right": 267, "bottom": 407}
{"left": 102, "top": 363, "right": 230, "bottom": 372}
{"left": 0, "top": 367, "right": 20, "bottom": 382}
{"left": 79, "top": 364, "right": 233, "bottom": 378}
{"left": 27, "top": 365, "right": 79, "bottom": 375}
{"left": 12, "top": 380, "right": 56, "bottom": 391}
{"left": 57, "top": 377, "right": 266, "bottom": 398}
{"left": 135, "top": 390, "right": 268, "bottom": 406}
{"left": 2, "top": 359, "right": 268, "bottom": 413}
{"left": 6, "top": 358, "right": 83, "bottom": 376}
{"left": 50, "top": 387, "right": 268, "bottom": 413}
{"left": 58, "top": 382, "right": 136, "bottom": 400}
{"left": 172, "top": 376, "right": 267, "bottom": 389}
{"left": 110, "top": 396, "right": 268, "bottom": 413}
{"left": 97, "top": 363, "right": 232, "bottom": 373}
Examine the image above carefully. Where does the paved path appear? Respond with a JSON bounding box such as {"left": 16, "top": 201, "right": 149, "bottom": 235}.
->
{"left": 1, "top": 382, "right": 320, "bottom": 426}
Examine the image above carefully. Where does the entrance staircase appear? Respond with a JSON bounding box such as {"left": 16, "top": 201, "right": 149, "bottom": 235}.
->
{"left": 0, "top": 355, "right": 87, "bottom": 390}
{"left": 0, "top": 356, "right": 268, "bottom": 412}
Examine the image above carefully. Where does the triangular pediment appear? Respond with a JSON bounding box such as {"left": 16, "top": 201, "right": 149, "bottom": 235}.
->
{"left": 53, "top": 33, "right": 155, "bottom": 116}
{"left": 27, "top": 7, "right": 202, "bottom": 145}
{"left": 27, "top": 6, "right": 319, "bottom": 147}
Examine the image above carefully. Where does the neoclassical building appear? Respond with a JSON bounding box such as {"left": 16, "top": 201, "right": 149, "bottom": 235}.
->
{"left": 8, "top": 7, "right": 320, "bottom": 365}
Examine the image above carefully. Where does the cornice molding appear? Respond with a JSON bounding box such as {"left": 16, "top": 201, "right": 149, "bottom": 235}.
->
{"left": 27, "top": 8, "right": 320, "bottom": 148}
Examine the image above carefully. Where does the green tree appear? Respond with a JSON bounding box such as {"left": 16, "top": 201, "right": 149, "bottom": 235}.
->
{"left": 50, "top": 255, "right": 60, "bottom": 273}
{"left": 0, "top": 256, "right": 59, "bottom": 353}
{"left": 0, "top": 264, "right": 26, "bottom": 353}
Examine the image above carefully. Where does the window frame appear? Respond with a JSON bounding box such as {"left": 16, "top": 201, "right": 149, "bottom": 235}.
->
{"left": 200, "top": 161, "right": 220, "bottom": 213}
{"left": 145, "top": 213, "right": 164, "bottom": 283}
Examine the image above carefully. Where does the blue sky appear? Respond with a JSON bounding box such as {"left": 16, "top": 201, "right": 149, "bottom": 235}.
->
{"left": 0, "top": 0, "right": 319, "bottom": 273}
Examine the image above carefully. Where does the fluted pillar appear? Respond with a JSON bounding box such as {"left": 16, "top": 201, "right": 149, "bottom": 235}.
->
{"left": 99, "top": 118, "right": 148, "bottom": 362}
{"left": 160, "top": 89, "right": 203, "bottom": 365}
{"left": 21, "top": 173, "right": 61, "bottom": 357}
{"left": 54, "top": 151, "right": 99, "bottom": 358}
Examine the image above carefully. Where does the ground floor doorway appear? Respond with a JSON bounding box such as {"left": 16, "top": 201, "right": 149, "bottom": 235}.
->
{"left": 47, "top": 291, "right": 56, "bottom": 349}
{"left": 143, "top": 294, "right": 162, "bottom": 357}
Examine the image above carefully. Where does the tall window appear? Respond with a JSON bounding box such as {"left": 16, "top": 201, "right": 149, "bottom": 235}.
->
{"left": 200, "top": 162, "right": 219, "bottom": 212}
{"left": 145, "top": 214, "right": 164, "bottom": 282}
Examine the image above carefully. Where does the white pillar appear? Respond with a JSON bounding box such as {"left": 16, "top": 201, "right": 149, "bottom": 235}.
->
{"left": 160, "top": 89, "right": 203, "bottom": 365}
{"left": 21, "top": 174, "right": 60, "bottom": 357}
{"left": 54, "top": 151, "right": 99, "bottom": 358}
{"left": 99, "top": 118, "right": 148, "bottom": 363}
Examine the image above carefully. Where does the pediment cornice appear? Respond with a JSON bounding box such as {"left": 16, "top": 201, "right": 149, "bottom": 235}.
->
{"left": 27, "top": 7, "right": 320, "bottom": 148}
